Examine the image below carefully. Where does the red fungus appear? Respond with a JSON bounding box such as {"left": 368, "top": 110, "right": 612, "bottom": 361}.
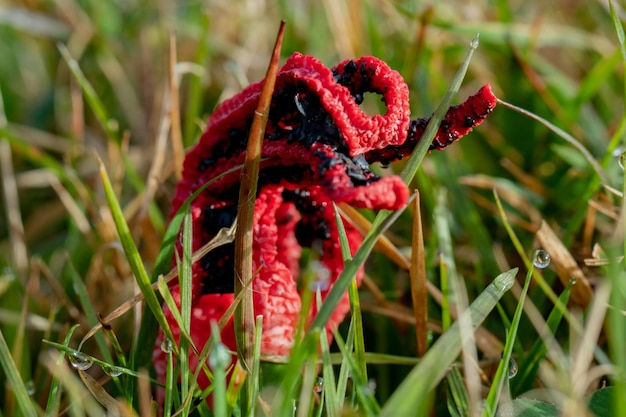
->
{"left": 153, "top": 52, "right": 497, "bottom": 402}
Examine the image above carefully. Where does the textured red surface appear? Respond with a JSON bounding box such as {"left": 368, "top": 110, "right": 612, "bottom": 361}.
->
{"left": 153, "top": 52, "right": 497, "bottom": 401}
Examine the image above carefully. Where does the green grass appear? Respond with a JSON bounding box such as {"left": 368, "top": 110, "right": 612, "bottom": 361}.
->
{"left": 1, "top": 1, "right": 626, "bottom": 416}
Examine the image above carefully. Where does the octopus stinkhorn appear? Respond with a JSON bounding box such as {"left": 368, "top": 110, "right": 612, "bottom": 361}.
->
{"left": 153, "top": 52, "right": 496, "bottom": 399}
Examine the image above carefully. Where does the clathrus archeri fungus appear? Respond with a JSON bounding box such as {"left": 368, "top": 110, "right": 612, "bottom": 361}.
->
{"left": 153, "top": 52, "right": 496, "bottom": 397}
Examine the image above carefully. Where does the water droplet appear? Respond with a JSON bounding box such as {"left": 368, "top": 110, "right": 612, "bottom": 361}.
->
{"left": 533, "top": 249, "right": 550, "bottom": 269}
{"left": 160, "top": 339, "right": 173, "bottom": 353}
{"left": 2, "top": 266, "right": 16, "bottom": 281}
{"left": 494, "top": 268, "right": 517, "bottom": 292}
{"left": 366, "top": 379, "right": 377, "bottom": 395}
{"left": 68, "top": 351, "right": 93, "bottom": 371}
{"left": 209, "top": 342, "right": 231, "bottom": 370}
{"left": 313, "top": 377, "right": 323, "bottom": 393}
{"left": 102, "top": 365, "right": 123, "bottom": 377}
{"left": 470, "top": 36, "right": 480, "bottom": 50}
{"left": 308, "top": 261, "right": 330, "bottom": 291}
{"left": 615, "top": 147, "right": 626, "bottom": 170}
{"left": 508, "top": 357, "right": 518, "bottom": 379}
{"left": 25, "top": 380, "right": 35, "bottom": 396}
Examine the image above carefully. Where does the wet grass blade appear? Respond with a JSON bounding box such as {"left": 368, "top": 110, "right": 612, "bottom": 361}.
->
{"left": 482, "top": 266, "right": 532, "bottom": 417}
{"left": 0, "top": 328, "right": 38, "bottom": 417}
{"left": 446, "top": 367, "right": 470, "bottom": 417}
{"left": 379, "top": 268, "right": 518, "bottom": 417}
{"left": 512, "top": 279, "right": 573, "bottom": 395}
{"left": 58, "top": 44, "right": 119, "bottom": 143}
{"left": 45, "top": 324, "right": 80, "bottom": 415}
{"left": 496, "top": 99, "right": 607, "bottom": 183}
{"left": 316, "top": 291, "right": 338, "bottom": 417}
{"left": 399, "top": 35, "right": 481, "bottom": 186}
{"left": 97, "top": 158, "right": 175, "bottom": 346}
{"left": 249, "top": 315, "right": 263, "bottom": 417}
{"left": 333, "top": 203, "right": 367, "bottom": 381}
{"left": 179, "top": 211, "right": 193, "bottom": 415}
{"left": 65, "top": 261, "right": 119, "bottom": 391}
{"left": 333, "top": 329, "right": 380, "bottom": 416}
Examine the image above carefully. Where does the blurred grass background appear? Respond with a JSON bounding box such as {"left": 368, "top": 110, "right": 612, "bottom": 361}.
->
{"left": 1, "top": 0, "right": 625, "bottom": 415}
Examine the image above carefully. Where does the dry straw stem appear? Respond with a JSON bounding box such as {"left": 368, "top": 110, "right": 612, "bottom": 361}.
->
{"left": 409, "top": 190, "right": 428, "bottom": 357}
{"left": 169, "top": 31, "right": 184, "bottom": 181}
{"left": 535, "top": 220, "right": 592, "bottom": 306}
{"left": 571, "top": 281, "right": 612, "bottom": 397}
{"left": 459, "top": 174, "right": 542, "bottom": 229}
{"left": 0, "top": 140, "right": 28, "bottom": 279}
{"left": 233, "top": 20, "right": 285, "bottom": 410}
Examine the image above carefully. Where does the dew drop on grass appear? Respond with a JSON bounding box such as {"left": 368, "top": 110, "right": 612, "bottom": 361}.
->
{"left": 614, "top": 147, "right": 626, "bottom": 170}
{"left": 508, "top": 357, "right": 518, "bottom": 379}
{"left": 365, "top": 379, "right": 377, "bottom": 395}
{"left": 68, "top": 351, "right": 93, "bottom": 371}
{"left": 313, "top": 377, "right": 323, "bottom": 393}
{"left": 533, "top": 249, "right": 550, "bottom": 269}
{"left": 308, "top": 262, "right": 331, "bottom": 292}
{"left": 25, "top": 380, "right": 35, "bottom": 396}
{"left": 102, "top": 365, "right": 123, "bottom": 377}
{"left": 470, "top": 37, "right": 480, "bottom": 49}
{"left": 209, "top": 342, "right": 231, "bottom": 370}
{"left": 160, "top": 339, "right": 173, "bottom": 353}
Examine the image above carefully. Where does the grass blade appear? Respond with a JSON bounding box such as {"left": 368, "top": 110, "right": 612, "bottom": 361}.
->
{"left": 511, "top": 278, "right": 573, "bottom": 395}
{"left": 333, "top": 203, "right": 367, "bottom": 381}
{"left": 179, "top": 211, "right": 193, "bottom": 415}
{"left": 379, "top": 268, "right": 518, "bottom": 417}
{"left": 96, "top": 157, "right": 175, "bottom": 346}
{"left": 399, "top": 35, "right": 481, "bottom": 186}
{"left": 316, "top": 291, "right": 338, "bottom": 417}
{"left": 45, "top": 324, "right": 80, "bottom": 415}
{"left": 482, "top": 265, "right": 533, "bottom": 417}
{"left": 0, "top": 328, "right": 38, "bottom": 417}
{"left": 58, "top": 44, "right": 119, "bottom": 143}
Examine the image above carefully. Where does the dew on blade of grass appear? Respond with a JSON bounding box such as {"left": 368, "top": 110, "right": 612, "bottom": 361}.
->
{"left": 533, "top": 249, "right": 550, "bottom": 269}
{"left": 102, "top": 364, "right": 123, "bottom": 377}
{"left": 612, "top": 147, "right": 624, "bottom": 160}
{"left": 25, "top": 380, "right": 35, "bottom": 396}
{"left": 209, "top": 342, "right": 231, "bottom": 370}
{"left": 616, "top": 148, "right": 626, "bottom": 170}
{"left": 68, "top": 351, "right": 93, "bottom": 371}
{"left": 365, "top": 379, "right": 377, "bottom": 395}
{"left": 494, "top": 269, "right": 516, "bottom": 292}
{"left": 508, "top": 357, "right": 518, "bottom": 379}
{"left": 313, "top": 377, "right": 323, "bottom": 393}
{"left": 160, "top": 339, "right": 173, "bottom": 353}
{"left": 308, "top": 262, "right": 331, "bottom": 292}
